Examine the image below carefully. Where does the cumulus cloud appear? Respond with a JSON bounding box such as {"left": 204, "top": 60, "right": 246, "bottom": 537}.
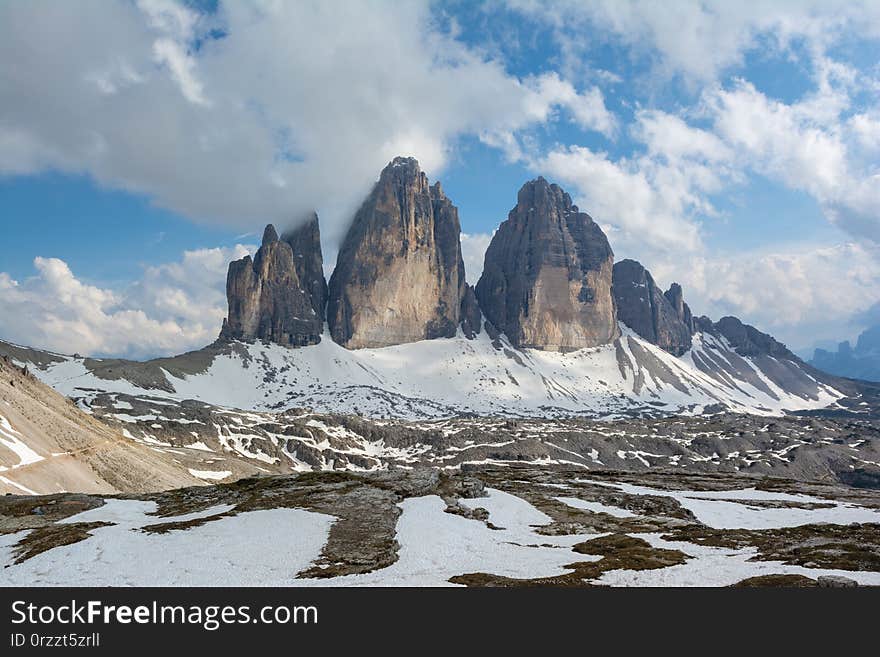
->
{"left": 703, "top": 79, "right": 880, "bottom": 242}
{"left": 2, "top": 0, "right": 879, "bottom": 355}
{"left": 536, "top": 139, "right": 715, "bottom": 257}
{"left": 0, "top": 0, "right": 613, "bottom": 252}
{"left": 508, "top": 0, "right": 880, "bottom": 83}
{"left": 644, "top": 242, "right": 880, "bottom": 349}
{"left": 531, "top": 66, "right": 880, "bottom": 346}
{"left": 0, "top": 246, "right": 252, "bottom": 359}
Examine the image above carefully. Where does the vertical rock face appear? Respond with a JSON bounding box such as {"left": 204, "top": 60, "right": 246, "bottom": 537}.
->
{"left": 327, "top": 157, "right": 468, "bottom": 349}
{"left": 475, "top": 177, "right": 618, "bottom": 351}
{"left": 664, "top": 283, "right": 695, "bottom": 335}
{"left": 612, "top": 259, "right": 693, "bottom": 356}
{"left": 282, "top": 212, "right": 327, "bottom": 325}
{"left": 221, "top": 223, "right": 325, "bottom": 347}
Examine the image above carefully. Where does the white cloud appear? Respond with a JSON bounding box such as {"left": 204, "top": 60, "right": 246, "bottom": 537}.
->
{"left": 1, "top": 0, "right": 878, "bottom": 355}
{"left": 634, "top": 110, "right": 732, "bottom": 164}
{"left": 508, "top": 0, "right": 880, "bottom": 83}
{"left": 536, "top": 142, "right": 713, "bottom": 257}
{"left": 849, "top": 112, "right": 880, "bottom": 153}
{"left": 152, "top": 38, "right": 209, "bottom": 106}
{"left": 0, "top": 246, "right": 252, "bottom": 359}
{"left": 0, "top": 0, "right": 613, "bottom": 253}
{"left": 703, "top": 79, "right": 880, "bottom": 242}
{"left": 531, "top": 74, "right": 880, "bottom": 347}
{"left": 648, "top": 242, "right": 880, "bottom": 349}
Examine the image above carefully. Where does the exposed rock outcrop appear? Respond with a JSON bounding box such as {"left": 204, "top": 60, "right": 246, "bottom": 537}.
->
{"left": 612, "top": 259, "right": 693, "bottom": 356}
{"left": 712, "top": 316, "right": 795, "bottom": 359}
{"left": 282, "top": 212, "right": 328, "bottom": 325}
{"left": 327, "top": 157, "right": 468, "bottom": 349}
{"left": 664, "top": 283, "right": 695, "bottom": 335}
{"left": 475, "top": 177, "right": 618, "bottom": 351}
{"left": 221, "top": 223, "right": 325, "bottom": 347}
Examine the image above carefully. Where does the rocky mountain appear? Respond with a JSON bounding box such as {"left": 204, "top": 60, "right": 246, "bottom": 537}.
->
{"left": 221, "top": 220, "right": 326, "bottom": 347}
{"left": 476, "top": 178, "right": 618, "bottom": 352}
{"left": 710, "top": 316, "right": 796, "bottom": 359}
{"left": 0, "top": 317, "right": 854, "bottom": 422}
{"left": 327, "top": 157, "right": 468, "bottom": 349}
{"left": 3, "top": 155, "right": 874, "bottom": 428}
{"left": 608, "top": 256, "right": 837, "bottom": 407}
{"left": 1, "top": 339, "right": 877, "bottom": 487}
{"left": 612, "top": 259, "right": 693, "bottom": 356}
{"left": 811, "top": 324, "right": 880, "bottom": 383}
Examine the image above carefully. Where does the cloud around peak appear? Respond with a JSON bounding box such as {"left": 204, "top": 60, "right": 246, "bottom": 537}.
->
{"left": 0, "top": 0, "right": 614, "bottom": 253}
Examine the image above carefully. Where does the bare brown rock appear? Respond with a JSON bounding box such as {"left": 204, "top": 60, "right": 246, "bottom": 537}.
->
{"left": 327, "top": 157, "right": 468, "bottom": 349}
{"left": 221, "top": 223, "right": 325, "bottom": 347}
{"left": 475, "top": 177, "right": 618, "bottom": 351}
{"left": 612, "top": 259, "right": 693, "bottom": 356}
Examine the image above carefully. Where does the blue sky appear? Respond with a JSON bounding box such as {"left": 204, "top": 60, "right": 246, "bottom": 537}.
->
{"left": 1, "top": 1, "right": 878, "bottom": 359}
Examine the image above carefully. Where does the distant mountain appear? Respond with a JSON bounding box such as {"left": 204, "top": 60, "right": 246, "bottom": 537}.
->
{"left": 810, "top": 325, "right": 880, "bottom": 383}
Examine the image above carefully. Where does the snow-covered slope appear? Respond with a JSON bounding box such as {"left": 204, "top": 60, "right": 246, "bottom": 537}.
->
{"left": 1, "top": 323, "right": 843, "bottom": 420}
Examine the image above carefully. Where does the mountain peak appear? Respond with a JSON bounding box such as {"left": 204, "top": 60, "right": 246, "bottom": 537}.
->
{"left": 222, "top": 217, "right": 326, "bottom": 347}
{"left": 262, "top": 223, "right": 279, "bottom": 246}
{"left": 612, "top": 259, "right": 693, "bottom": 356}
{"left": 515, "top": 176, "right": 575, "bottom": 212}
{"left": 476, "top": 179, "right": 617, "bottom": 351}
{"left": 327, "top": 157, "right": 468, "bottom": 349}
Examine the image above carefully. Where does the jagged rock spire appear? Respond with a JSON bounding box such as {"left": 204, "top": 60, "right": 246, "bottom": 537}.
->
{"left": 282, "top": 212, "right": 327, "bottom": 325}
{"left": 262, "top": 223, "right": 279, "bottom": 246}
{"left": 612, "top": 259, "right": 693, "bottom": 356}
{"left": 221, "top": 215, "right": 327, "bottom": 347}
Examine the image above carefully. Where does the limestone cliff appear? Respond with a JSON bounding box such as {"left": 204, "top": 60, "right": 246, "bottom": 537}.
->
{"left": 612, "top": 259, "right": 693, "bottom": 356}
{"left": 221, "top": 223, "right": 325, "bottom": 346}
{"left": 475, "top": 177, "right": 618, "bottom": 351}
{"left": 327, "top": 157, "right": 468, "bottom": 349}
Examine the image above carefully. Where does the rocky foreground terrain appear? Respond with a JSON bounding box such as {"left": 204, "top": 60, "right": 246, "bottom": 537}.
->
{"left": 2, "top": 466, "right": 879, "bottom": 587}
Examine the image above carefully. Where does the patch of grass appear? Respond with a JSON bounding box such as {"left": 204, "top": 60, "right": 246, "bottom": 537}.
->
{"left": 448, "top": 533, "right": 688, "bottom": 587}
{"left": 9, "top": 522, "right": 112, "bottom": 565}
{"left": 0, "top": 495, "right": 105, "bottom": 535}
{"left": 664, "top": 523, "right": 880, "bottom": 572}
{"left": 731, "top": 574, "right": 817, "bottom": 587}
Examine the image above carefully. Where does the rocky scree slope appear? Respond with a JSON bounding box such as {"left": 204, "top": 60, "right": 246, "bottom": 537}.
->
{"left": 0, "top": 355, "right": 202, "bottom": 495}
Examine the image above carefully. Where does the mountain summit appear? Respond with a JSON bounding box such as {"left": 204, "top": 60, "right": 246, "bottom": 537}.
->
{"left": 476, "top": 177, "right": 618, "bottom": 351}
{"left": 612, "top": 259, "right": 693, "bottom": 356}
{"left": 327, "top": 156, "right": 469, "bottom": 349}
